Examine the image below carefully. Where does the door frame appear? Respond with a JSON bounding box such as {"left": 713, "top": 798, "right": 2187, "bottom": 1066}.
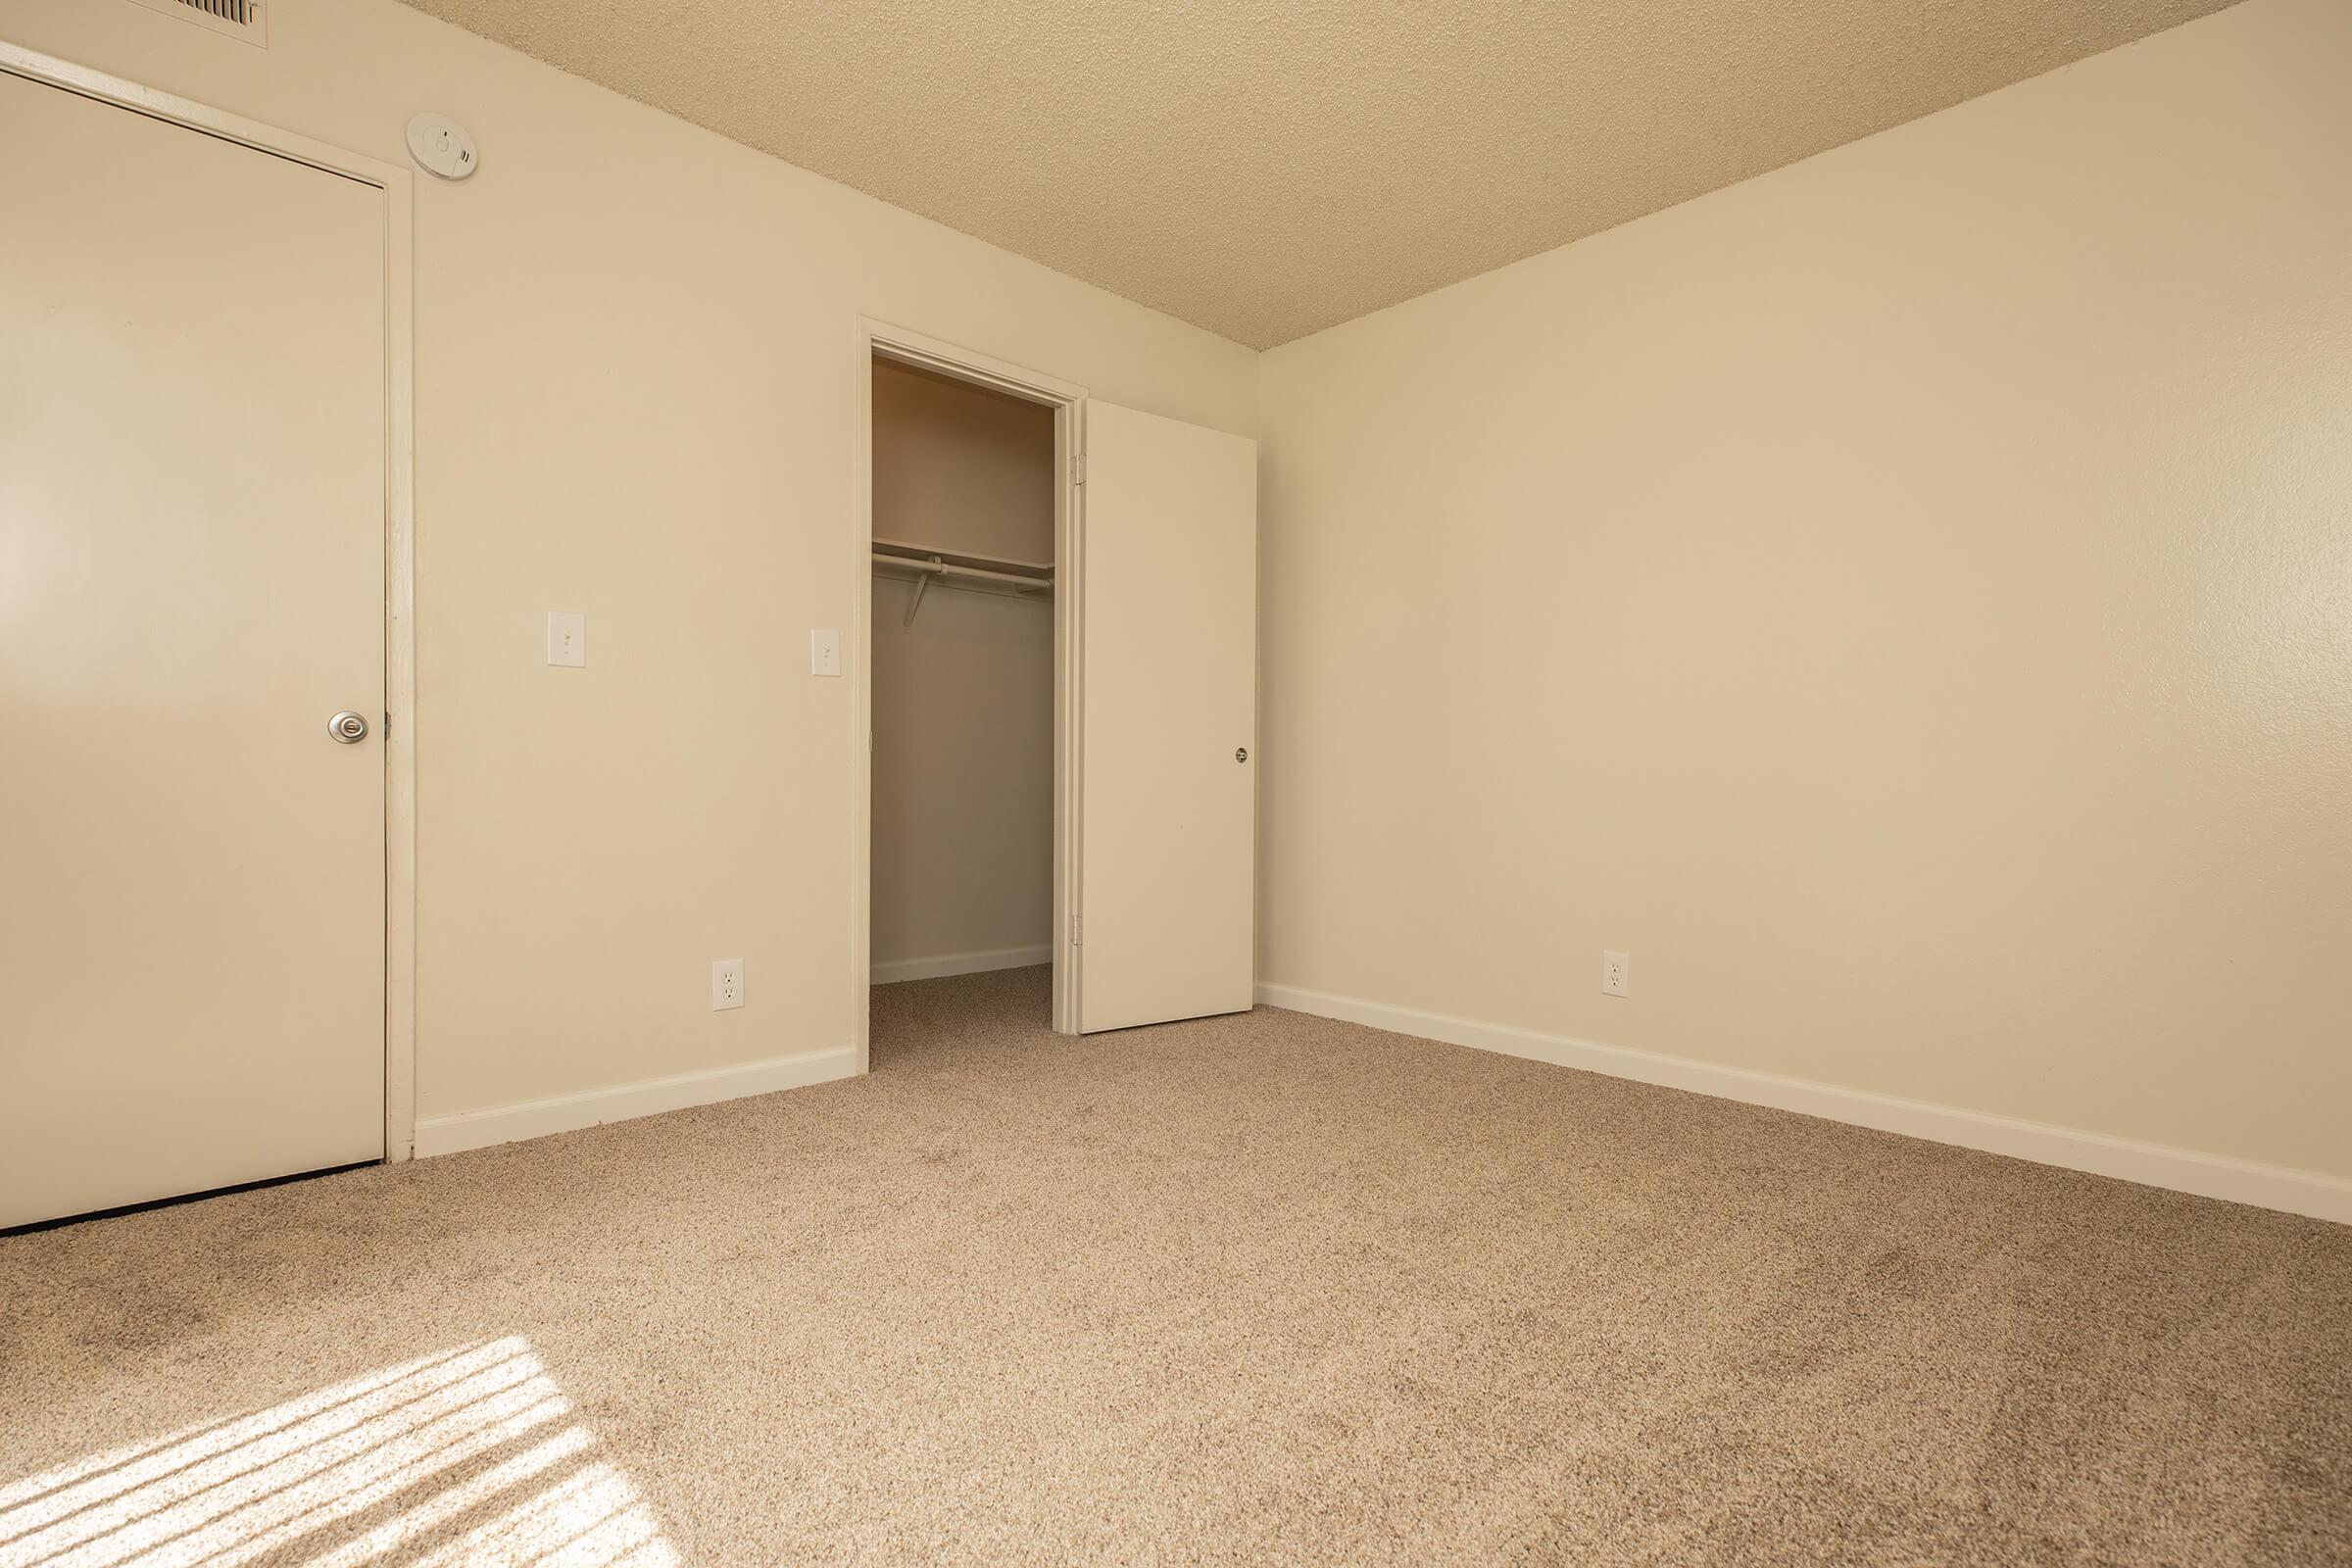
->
{"left": 0, "top": 45, "right": 421, "bottom": 1162}
{"left": 854, "top": 320, "right": 1087, "bottom": 1060}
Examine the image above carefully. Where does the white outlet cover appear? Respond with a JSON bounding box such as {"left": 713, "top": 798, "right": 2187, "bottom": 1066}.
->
{"left": 710, "top": 958, "right": 744, "bottom": 1011}
{"left": 810, "top": 628, "right": 842, "bottom": 677}
{"left": 1601, "top": 951, "right": 1631, "bottom": 998}
{"left": 406, "top": 114, "right": 479, "bottom": 181}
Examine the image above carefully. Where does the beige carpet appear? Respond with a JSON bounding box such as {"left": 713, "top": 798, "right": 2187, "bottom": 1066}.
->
{"left": 3, "top": 966, "right": 2347, "bottom": 1566}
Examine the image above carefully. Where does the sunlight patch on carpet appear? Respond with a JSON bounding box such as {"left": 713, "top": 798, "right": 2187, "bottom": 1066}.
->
{"left": 0, "top": 1338, "right": 678, "bottom": 1568}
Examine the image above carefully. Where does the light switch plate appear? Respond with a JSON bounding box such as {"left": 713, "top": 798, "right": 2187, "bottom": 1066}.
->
{"left": 547, "top": 611, "right": 585, "bottom": 667}
{"left": 810, "top": 628, "right": 841, "bottom": 677}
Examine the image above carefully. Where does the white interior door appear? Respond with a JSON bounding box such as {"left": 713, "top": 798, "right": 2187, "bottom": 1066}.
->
{"left": 1077, "top": 402, "right": 1257, "bottom": 1032}
{"left": 0, "top": 72, "right": 388, "bottom": 1228}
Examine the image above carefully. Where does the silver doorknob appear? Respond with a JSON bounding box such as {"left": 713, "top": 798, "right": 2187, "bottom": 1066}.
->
{"left": 328, "top": 710, "right": 369, "bottom": 744}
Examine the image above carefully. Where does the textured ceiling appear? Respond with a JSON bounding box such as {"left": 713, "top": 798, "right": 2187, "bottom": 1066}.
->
{"left": 396, "top": 0, "right": 2235, "bottom": 348}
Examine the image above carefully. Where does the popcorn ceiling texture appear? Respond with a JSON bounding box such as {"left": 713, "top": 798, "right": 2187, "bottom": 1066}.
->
{"left": 393, "top": 0, "right": 2234, "bottom": 348}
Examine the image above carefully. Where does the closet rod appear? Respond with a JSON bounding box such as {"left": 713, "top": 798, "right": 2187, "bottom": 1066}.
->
{"left": 870, "top": 551, "right": 1053, "bottom": 591}
{"left": 873, "top": 550, "right": 1052, "bottom": 626}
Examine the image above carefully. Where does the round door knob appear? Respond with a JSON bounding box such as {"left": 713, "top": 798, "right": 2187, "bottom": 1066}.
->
{"left": 1236, "top": 747, "right": 1249, "bottom": 763}
{"left": 328, "top": 710, "right": 369, "bottom": 744}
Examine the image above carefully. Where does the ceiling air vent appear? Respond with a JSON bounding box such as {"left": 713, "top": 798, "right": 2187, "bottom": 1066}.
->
{"left": 125, "top": 0, "right": 268, "bottom": 48}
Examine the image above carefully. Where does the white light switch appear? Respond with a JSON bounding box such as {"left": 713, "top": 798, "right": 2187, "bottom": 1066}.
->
{"left": 809, "top": 628, "right": 841, "bottom": 677}
{"left": 547, "top": 612, "right": 585, "bottom": 667}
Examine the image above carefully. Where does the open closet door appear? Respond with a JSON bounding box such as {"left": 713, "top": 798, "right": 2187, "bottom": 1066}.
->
{"left": 1076, "top": 401, "right": 1256, "bottom": 1033}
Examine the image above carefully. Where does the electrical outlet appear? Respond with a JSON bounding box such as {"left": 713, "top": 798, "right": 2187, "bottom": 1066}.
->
{"left": 710, "top": 957, "right": 744, "bottom": 1011}
{"left": 1601, "top": 951, "right": 1630, "bottom": 998}
{"left": 809, "top": 628, "right": 841, "bottom": 677}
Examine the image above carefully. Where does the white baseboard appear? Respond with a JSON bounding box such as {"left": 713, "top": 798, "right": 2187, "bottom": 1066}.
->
{"left": 1255, "top": 982, "right": 2352, "bottom": 1226}
{"left": 414, "top": 1045, "right": 859, "bottom": 1158}
{"left": 870, "top": 945, "right": 1052, "bottom": 986}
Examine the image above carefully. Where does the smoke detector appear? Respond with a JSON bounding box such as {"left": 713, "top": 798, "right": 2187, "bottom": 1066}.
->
{"left": 405, "top": 115, "right": 480, "bottom": 182}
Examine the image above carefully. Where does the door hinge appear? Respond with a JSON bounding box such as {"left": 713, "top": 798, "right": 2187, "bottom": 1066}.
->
{"left": 1071, "top": 450, "right": 1086, "bottom": 486}
{"left": 383, "top": 711, "right": 392, "bottom": 739}
{"left": 1070, "top": 915, "right": 1082, "bottom": 946}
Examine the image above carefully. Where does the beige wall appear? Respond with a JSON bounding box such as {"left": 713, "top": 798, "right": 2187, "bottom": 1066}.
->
{"left": 872, "top": 359, "right": 1055, "bottom": 564}
{"left": 870, "top": 579, "right": 1054, "bottom": 971}
{"left": 870, "top": 362, "right": 1054, "bottom": 972}
{"left": 0, "top": 0, "right": 1255, "bottom": 1124}
{"left": 1258, "top": 0, "right": 2352, "bottom": 1180}
{"left": 15, "top": 0, "right": 2345, "bottom": 1188}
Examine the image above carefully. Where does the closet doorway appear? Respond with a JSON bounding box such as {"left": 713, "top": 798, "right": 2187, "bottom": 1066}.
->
{"left": 860, "top": 327, "right": 1081, "bottom": 1049}
{"left": 855, "top": 321, "right": 1258, "bottom": 1062}
{"left": 866, "top": 348, "right": 1062, "bottom": 1030}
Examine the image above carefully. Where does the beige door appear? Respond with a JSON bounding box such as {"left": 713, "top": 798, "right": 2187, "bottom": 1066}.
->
{"left": 0, "top": 73, "right": 388, "bottom": 1228}
{"left": 1077, "top": 402, "right": 1257, "bottom": 1032}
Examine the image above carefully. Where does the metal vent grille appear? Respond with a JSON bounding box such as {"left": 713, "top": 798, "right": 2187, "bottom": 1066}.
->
{"left": 125, "top": 0, "right": 268, "bottom": 47}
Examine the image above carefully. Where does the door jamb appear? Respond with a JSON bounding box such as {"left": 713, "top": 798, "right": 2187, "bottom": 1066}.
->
{"left": 855, "top": 320, "right": 1087, "bottom": 1061}
{"left": 0, "top": 44, "right": 421, "bottom": 1161}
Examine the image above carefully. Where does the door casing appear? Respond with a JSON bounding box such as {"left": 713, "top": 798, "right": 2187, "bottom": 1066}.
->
{"left": 0, "top": 44, "right": 421, "bottom": 1165}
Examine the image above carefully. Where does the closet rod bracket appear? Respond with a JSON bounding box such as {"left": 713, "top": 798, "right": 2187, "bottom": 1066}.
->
{"left": 902, "top": 557, "right": 940, "bottom": 626}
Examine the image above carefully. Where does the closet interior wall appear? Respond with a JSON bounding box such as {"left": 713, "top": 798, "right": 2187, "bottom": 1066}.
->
{"left": 869, "top": 357, "right": 1056, "bottom": 984}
